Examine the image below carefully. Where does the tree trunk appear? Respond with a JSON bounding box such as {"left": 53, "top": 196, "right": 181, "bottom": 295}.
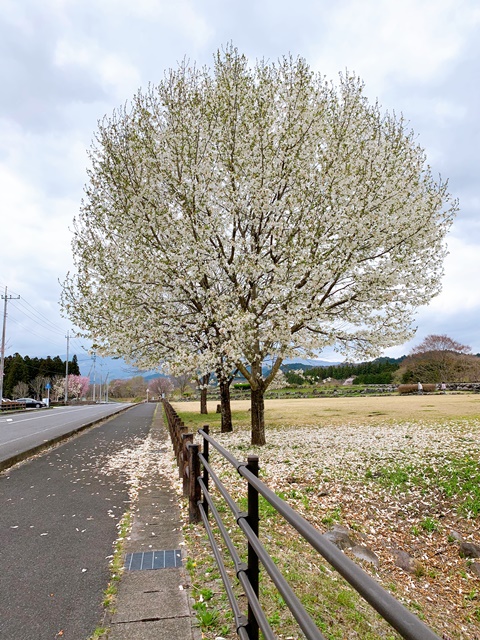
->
{"left": 250, "top": 386, "right": 266, "bottom": 445}
{"left": 200, "top": 388, "right": 208, "bottom": 414}
{"left": 199, "top": 373, "right": 210, "bottom": 415}
{"left": 219, "top": 377, "right": 233, "bottom": 433}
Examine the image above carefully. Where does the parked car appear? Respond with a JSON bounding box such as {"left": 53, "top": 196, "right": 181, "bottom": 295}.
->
{"left": 16, "top": 398, "right": 47, "bottom": 409}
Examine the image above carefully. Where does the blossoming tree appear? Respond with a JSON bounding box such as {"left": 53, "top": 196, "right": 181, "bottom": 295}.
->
{"left": 62, "top": 46, "right": 457, "bottom": 445}
{"left": 54, "top": 375, "right": 90, "bottom": 401}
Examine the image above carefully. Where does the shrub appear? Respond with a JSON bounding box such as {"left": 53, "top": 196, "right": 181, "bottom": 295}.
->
{"left": 398, "top": 384, "right": 436, "bottom": 394}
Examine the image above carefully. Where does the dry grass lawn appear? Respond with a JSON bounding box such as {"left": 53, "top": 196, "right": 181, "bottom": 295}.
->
{"left": 172, "top": 394, "right": 480, "bottom": 639}
{"left": 173, "top": 393, "right": 480, "bottom": 427}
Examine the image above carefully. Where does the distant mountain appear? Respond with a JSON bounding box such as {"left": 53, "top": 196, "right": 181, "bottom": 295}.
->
{"left": 373, "top": 356, "right": 406, "bottom": 364}
{"left": 83, "top": 355, "right": 403, "bottom": 382}
{"left": 144, "top": 371, "right": 167, "bottom": 381}
{"left": 80, "top": 355, "right": 162, "bottom": 382}
{"left": 280, "top": 360, "right": 341, "bottom": 372}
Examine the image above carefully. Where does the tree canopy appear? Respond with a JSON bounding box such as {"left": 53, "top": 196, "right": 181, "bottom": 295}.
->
{"left": 62, "top": 46, "right": 457, "bottom": 444}
{"left": 400, "top": 334, "right": 480, "bottom": 383}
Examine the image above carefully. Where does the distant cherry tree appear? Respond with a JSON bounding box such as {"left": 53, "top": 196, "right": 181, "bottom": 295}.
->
{"left": 67, "top": 375, "right": 90, "bottom": 400}
{"left": 148, "top": 377, "right": 174, "bottom": 399}
{"left": 411, "top": 335, "right": 471, "bottom": 355}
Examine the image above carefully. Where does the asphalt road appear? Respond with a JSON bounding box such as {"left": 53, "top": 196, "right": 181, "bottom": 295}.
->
{"left": 0, "top": 403, "right": 133, "bottom": 465}
{"left": 0, "top": 402, "right": 155, "bottom": 640}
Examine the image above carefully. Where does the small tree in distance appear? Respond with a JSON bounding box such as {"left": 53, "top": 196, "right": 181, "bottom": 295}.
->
{"left": 67, "top": 375, "right": 90, "bottom": 400}
{"left": 400, "top": 334, "right": 480, "bottom": 383}
{"left": 148, "top": 376, "right": 174, "bottom": 399}
{"left": 12, "top": 381, "right": 29, "bottom": 399}
{"left": 31, "top": 375, "right": 48, "bottom": 400}
{"left": 172, "top": 373, "right": 194, "bottom": 397}
{"left": 411, "top": 335, "right": 471, "bottom": 356}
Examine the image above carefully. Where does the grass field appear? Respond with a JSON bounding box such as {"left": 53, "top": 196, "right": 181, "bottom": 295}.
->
{"left": 171, "top": 394, "right": 480, "bottom": 640}
{"left": 173, "top": 392, "right": 480, "bottom": 429}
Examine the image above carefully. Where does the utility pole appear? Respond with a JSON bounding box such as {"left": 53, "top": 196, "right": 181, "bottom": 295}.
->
{"left": 92, "top": 351, "right": 96, "bottom": 402}
{"left": 64, "top": 331, "right": 70, "bottom": 405}
{"left": 99, "top": 363, "right": 104, "bottom": 404}
{"left": 0, "top": 287, "right": 20, "bottom": 403}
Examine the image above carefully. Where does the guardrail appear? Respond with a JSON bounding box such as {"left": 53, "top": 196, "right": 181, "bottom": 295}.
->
{"left": 163, "top": 400, "right": 442, "bottom": 640}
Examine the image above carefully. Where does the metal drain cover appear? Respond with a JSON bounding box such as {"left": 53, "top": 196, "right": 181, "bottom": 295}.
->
{"left": 124, "top": 549, "right": 182, "bottom": 571}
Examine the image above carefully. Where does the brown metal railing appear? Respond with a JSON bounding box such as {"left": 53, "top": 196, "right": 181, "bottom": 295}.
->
{"left": 163, "top": 400, "right": 442, "bottom": 640}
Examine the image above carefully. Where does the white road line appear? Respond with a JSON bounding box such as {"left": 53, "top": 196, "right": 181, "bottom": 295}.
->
{"left": 0, "top": 405, "right": 128, "bottom": 446}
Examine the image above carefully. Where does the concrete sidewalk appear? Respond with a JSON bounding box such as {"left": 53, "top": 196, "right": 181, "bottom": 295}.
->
{"left": 108, "top": 407, "right": 199, "bottom": 640}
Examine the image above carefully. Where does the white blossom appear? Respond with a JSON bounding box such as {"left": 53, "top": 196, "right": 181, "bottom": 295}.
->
{"left": 62, "top": 46, "right": 457, "bottom": 445}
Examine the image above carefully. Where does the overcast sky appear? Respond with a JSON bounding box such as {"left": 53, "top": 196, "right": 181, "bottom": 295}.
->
{"left": 1, "top": 0, "right": 479, "bottom": 377}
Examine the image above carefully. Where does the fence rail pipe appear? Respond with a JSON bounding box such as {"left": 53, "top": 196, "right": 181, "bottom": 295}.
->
{"left": 247, "top": 455, "right": 259, "bottom": 640}
{"left": 202, "top": 425, "right": 209, "bottom": 520}
{"left": 198, "top": 502, "right": 250, "bottom": 640}
{"left": 198, "top": 482, "right": 276, "bottom": 640}
{"left": 160, "top": 416, "right": 442, "bottom": 640}
{"left": 198, "top": 462, "right": 325, "bottom": 639}
{"left": 238, "top": 466, "right": 441, "bottom": 640}
{"left": 198, "top": 453, "right": 242, "bottom": 518}
{"left": 199, "top": 428, "right": 245, "bottom": 470}
{"left": 237, "top": 516, "right": 326, "bottom": 640}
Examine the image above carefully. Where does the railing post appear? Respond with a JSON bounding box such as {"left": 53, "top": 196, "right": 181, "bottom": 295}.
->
{"left": 247, "top": 455, "right": 260, "bottom": 640}
{"left": 188, "top": 443, "right": 201, "bottom": 523}
{"left": 202, "top": 425, "right": 209, "bottom": 520}
{"left": 182, "top": 433, "right": 193, "bottom": 497}
{"left": 174, "top": 418, "right": 183, "bottom": 456}
{"left": 177, "top": 426, "right": 187, "bottom": 476}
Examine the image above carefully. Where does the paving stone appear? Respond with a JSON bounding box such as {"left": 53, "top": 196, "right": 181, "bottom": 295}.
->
{"left": 109, "top": 406, "right": 198, "bottom": 640}
{"left": 112, "top": 569, "right": 191, "bottom": 622}
{"left": 109, "top": 617, "right": 196, "bottom": 640}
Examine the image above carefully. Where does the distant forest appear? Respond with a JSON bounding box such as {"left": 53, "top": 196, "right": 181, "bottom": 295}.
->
{"left": 282, "top": 357, "right": 405, "bottom": 385}
{"left": 2, "top": 353, "right": 80, "bottom": 397}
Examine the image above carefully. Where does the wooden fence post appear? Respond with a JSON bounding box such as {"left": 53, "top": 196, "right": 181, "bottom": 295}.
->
{"left": 177, "top": 426, "right": 187, "bottom": 475}
{"left": 182, "top": 433, "right": 193, "bottom": 497}
{"left": 188, "top": 443, "right": 201, "bottom": 523}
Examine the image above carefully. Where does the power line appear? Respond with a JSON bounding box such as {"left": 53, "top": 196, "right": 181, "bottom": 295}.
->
{"left": 7, "top": 316, "right": 67, "bottom": 349}
{"left": 9, "top": 299, "right": 65, "bottom": 335}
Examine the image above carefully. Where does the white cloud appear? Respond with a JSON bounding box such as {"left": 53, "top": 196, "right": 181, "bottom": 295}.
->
{"left": 54, "top": 39, "right": 142, "bottom": 101}
{"left": 2, "top": 0, "right": 36, "bottom": 34}
{"left": 312, "top": 0, "right": 480, "bottom": 93}
{"left": 1, "top": 0, "right": 479, "bottom": 360}
{"left": 0, "top": 162, "right": 75, "bottom": 286}
{"left": 97, "top": 0, "right": 214, "bottom": 48}
{"left": 426, "top": 235, "right": 480, "bottom": 314}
